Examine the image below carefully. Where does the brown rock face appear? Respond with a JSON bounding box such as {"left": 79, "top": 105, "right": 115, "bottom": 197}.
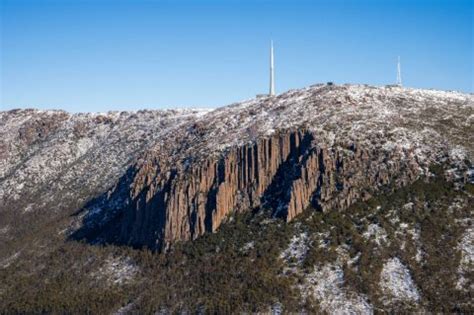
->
{"left": 114, "top": 129, "right": 420, "bottom": 251}
{"left": 17, "top": 110, "right": 69, "bottom": 145}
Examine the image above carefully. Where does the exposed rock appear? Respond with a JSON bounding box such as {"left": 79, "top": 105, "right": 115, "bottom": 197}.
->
{"left": 99, "top": 127, "right": 425, "bottom": 250}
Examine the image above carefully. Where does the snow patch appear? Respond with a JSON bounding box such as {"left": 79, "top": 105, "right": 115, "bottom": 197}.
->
{"left": 363, "top": 223, "right": 389, "bottom": 246}
{"left": 0, "top": 251, "right": 21, "bottom": 269}
{"left": 114, "top": 303, "right": 135, "bottom": 315}
{"left": 280, "top": 232, "right": 310, "bottom": 267}
{"left": 385, "top": 209, "right": 400, "bottom": 225}
{"left": 456, "top": 227, "right": 474, "bottom": 291}
{"left": 95, "top": 256, "right": 138, "bottom": 285}
{"left": 240, "top": 241, "right": 255, "bottom": 253}
{"left": 316, "top": 231, "right": 330, "bottom": 249}
{"left": 450, "top": 146, "right": 467, "bottom": 161}
{"left": 407, "top": 226, "right": 424, "bottom": 263}
{"left": 270, "top": 302, "right": 283, "bottom": 315}
{"left": 379, "top": 257, "right": 420, "bottom": 305}
{"left": 0, "top": 225, "right": 10, "bottom": 235}
{"left": 300, "top": 263, "right": 373, "bottom": 314}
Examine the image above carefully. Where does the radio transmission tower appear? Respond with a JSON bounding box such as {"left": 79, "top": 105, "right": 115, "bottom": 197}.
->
{"left": 269, "top": 40, "right": 275, "bottom": 96}
{"left": 396, "top": 56, "right": 402, "bottom": 86}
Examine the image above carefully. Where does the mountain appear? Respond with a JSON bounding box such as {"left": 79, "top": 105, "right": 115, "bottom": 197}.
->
{"left": 0, "top": 84, "right": 473, "bottom": 313}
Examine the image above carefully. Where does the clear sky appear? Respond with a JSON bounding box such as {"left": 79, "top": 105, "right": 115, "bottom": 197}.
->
{"left": 1, "top": 0, "right": 472, "bottom": 112}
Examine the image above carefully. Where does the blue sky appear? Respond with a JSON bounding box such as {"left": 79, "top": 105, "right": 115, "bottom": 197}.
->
{"left": 1, "top": 0, "right": 472, "bottom": 112}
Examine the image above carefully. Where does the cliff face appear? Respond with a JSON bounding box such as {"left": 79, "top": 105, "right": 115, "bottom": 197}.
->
{"left": 2, "top": 84, "right": 472, "bottom": 252}
{"left": 114, "top": 129, "right": 422, "bottom": 250}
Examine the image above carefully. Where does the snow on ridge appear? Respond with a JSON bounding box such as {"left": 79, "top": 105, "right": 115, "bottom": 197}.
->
{"left": 163, "top": 83, "right": 473, "bottom": 164}
{"left": 0, "top": 108, "right": 207, "bottom": 208}
{"left": 1, "top": 107, "right": 214, "bottom": 116}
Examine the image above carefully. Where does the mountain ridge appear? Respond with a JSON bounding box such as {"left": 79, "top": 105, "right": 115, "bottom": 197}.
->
{"left": 3, "top": 83, "right": 471, "bottom": 251}
{"left": 1, "top": 83, "right": 473, "bottom": 313}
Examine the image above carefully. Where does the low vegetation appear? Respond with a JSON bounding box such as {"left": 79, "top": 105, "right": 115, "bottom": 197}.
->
{"left": 0, "top": 166, "right": 472, "bottom": 313}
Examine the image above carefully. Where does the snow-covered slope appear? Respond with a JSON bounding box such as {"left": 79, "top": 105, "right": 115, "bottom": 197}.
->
{"left": 158, "top": 84, "right": 472, "bottom": 162}
{"left": 0, "top": 108, "right": 209, "bottom": 202}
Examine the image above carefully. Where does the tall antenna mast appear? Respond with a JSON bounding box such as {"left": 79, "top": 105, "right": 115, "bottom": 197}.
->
{"left": 269, "top": 40, "right": 275, "bottom": 96}
{"left": 397, "top": 56, "right": 402, "bottom": 86}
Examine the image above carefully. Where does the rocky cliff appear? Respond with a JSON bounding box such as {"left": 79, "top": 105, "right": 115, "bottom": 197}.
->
{"left": 62, "top": 84, "right": 473, "bottom": 251}
{"left": 0, "top": 108, "right": 209, "bottom": 243}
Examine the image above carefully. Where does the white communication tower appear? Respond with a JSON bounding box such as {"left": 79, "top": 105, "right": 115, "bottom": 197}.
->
{"left": 269, "top": 40, "right": 275, "bottom": 96}
{"left": 397, "top": 56, "right": 402, "bottom": 86}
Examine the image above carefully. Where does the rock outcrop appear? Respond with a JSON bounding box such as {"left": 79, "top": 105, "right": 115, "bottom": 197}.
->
{"left": 110, "top": 128, "right": 425, "bottom": 250}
